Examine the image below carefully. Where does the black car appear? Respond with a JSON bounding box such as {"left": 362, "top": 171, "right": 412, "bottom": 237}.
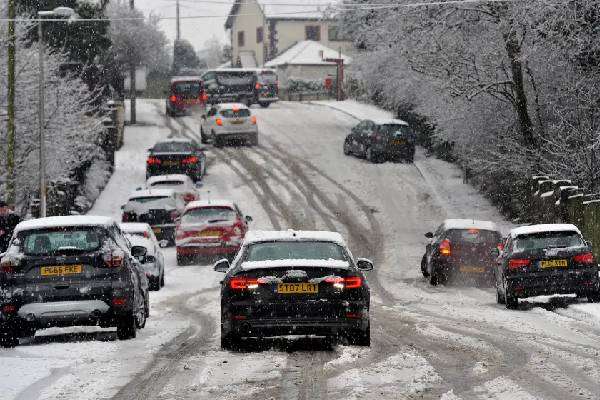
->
{"left": 0, "top": 216, "right": 149, "bottom": 347}
{"left": 422, "top": 219, "right": 503, "bottom": 286}
{"left": 213, "top": 230, "right": 373, "bottom": 350}
{"left": 493, "top": 224, "right": 600, "bottom": 309}
{"left": 343, "top": 119, "right": 416, "bottom": 163}
{"left": 146, "top": 139, "right": 207, "bottom": 182}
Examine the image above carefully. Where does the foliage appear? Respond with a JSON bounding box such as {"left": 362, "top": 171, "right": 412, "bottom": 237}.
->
{"left": 173, "top": 39, "right": 201, "bottom": 74}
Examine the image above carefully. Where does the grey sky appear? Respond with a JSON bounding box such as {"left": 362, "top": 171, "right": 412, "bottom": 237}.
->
{"left": 136, "top": 0, "right": 232, "bottom": 51}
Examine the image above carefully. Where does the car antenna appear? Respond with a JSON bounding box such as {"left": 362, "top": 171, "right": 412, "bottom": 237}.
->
{"left": 207, "top": 190, "right": 211, "bottom": 204}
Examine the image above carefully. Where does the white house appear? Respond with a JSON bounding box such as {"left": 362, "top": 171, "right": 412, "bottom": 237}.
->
{"left": 224, "top": 0, "right": 352, "bottom": 68}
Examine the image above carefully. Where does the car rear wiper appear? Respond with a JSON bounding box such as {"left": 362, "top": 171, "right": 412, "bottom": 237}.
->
{"left": 207, "top": 218, "right": 229, "bottom": 223}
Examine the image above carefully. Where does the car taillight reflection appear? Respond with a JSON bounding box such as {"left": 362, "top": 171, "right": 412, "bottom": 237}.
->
{"left": 169, "top": 95, "right": 178, "bottom": 103}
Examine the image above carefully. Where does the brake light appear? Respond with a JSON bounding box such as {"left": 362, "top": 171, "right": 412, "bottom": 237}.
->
{"left": 216, "top": 118, "right": 223, "bottom": 126}
{"left": 201, "top": 92, "right": 209, "bottom": 102}
{"left": 103, "top": 249, "right": 124, "bottom": 268}
{"left": 573, "top": 252, "right": 595, "bottom": 265}
{"left": 230, "top": 276, "right": 259, "bottom": 290}
{"left": 182, "top": 156, "right": 199, "bottom": 165}
{"left": 2, "top": 304, "right": 16, "bottom": 314}
{"left": 508, "top": 258, "right": 531, "bottom": 270}
{"left": 112, "top": 297, "right": 127, "bottom": 306}
{"left": 250, "top": 115, "right": 257, "bottom": 125}
{"left": 169, "top": 95, "right": 177, "bottom": 103}
{"left": 255, "top": 82, "right": 261, "bottom": 90}
{"left": 147, "top": 157, "right": 161, "bottom": 166}
{"left": 324, "top": 276, "right": 362, "bottom": 289}
{"left": 439, "top": 239, "right": 451, "bottom": 256}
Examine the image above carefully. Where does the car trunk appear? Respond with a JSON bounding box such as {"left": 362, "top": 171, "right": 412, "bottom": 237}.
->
{"left": 446, "top": 229, "right": 501, "bottom": 273}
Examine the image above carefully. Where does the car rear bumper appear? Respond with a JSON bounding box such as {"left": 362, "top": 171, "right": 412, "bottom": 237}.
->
{"left": 214, "top": 130, "right": 257, "bottom": 140}
{"left": 146, "top": 165, "right": 202, "bottom": 178}
{"left": 227, "top": 318, "right": 367, "bottom": 337}
{"left": 506, "top": 271, "right": 600, "bottom": 298}
{"left": 177, "top": 245, "right": 239, "bottom": 256}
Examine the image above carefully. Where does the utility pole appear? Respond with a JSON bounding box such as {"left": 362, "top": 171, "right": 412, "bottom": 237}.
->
{"left": 38, "top": 17, "right": 47, "bottom": 218}
{"left": 129, "top": 0, "right": 136, "bottom": 124}
{"left": 6, "top": 0, "right": 16, "bottom": 206}
{"left": 176, "top": 0, "right": 181, "bottom": 41}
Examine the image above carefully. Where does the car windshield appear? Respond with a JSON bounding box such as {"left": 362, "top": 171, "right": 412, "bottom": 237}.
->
{"left": 152, "top": 142, "right": 193, "bottom": 153}
{"left": 182, "top": 207, "right": 236, "bottom": 224}
{"left": 379, "top": 124, "right": 414, "bottom": 140}
{"left": 220, "top": 109, "right": 250, "bottom": 118}
{"left": 216, "top": 71, "right": 254, "bottom": 85}
{"left": 19, "top": 227, "right": 104, "bottom": 255}
{"left": 447, "top": 229, "right": 501, "bottom": 245}
{"left": 172, "top": 81, "right": 201, "bottom": 96}
{"left": 513, "top": 231, "right": 585, "bottom": 252}
{"left": 245, "top": 241, "right": 346, "bottom": 262}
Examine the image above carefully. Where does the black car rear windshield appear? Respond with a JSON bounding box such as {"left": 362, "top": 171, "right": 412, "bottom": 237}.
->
{"left": 220, "top": 109, "right": 251, "bottom": 118}
{"left": 20, "top": 227, "right": 105, "bottom": 255}
{"left": 152, "top": 142, "right": 194, "bottom": 153}
{"left": 379, "top": 124, "right": 414, "bottom": 140}
{"left": 447, "top": 229, "right": 501, "bottom": 245}
{"left": 172, "top": 81, "right": 202, "bottom": 96}
{"left": 245, "top": 241, "right": 346, "bottom": 262}
{"left": 216, "top": 71, "right": 254, "bottom": 86}
{"left": 514, "top": 231, "right": 585, "bottom": 252}
{"left": 182, "top": 207, "right": 236, "bottom": 224}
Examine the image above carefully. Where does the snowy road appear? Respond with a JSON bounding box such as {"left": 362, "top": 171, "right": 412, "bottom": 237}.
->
{"left": 3, "top": 100, "right": 600, "bottom": 400}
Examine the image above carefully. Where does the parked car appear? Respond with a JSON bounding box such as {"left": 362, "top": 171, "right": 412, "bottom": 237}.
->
{"left": 121, "top": 189, "right": 186, "bottom": 245}
{"left": 0, "top": 216, "right": 149, "bottom": 347}
{"left": 251, "top": 68, "right": 279, "bottom": 108}
{"left": 214, "top": 230, "right": 373, "bottom": 350}
{"left": 165, "top": 76, "right": 207, "bottom": 117}
{"left": 146, "top": 138, "right": 207, "bottom": 182}
{"left": 202, "top": 69, "right": 256, "bottom": 106}
{"left": 146, "top": 174, "right": 200, "bottom": 205}
{"left": 343, "top": 119, "right": 416, "bottom": 163}
{"left": 200, "top": 103, "right": 258, "bottom": 147}
{"left": 0, "top": 202, "right": 20, "bottom": 253}
{"left": 126, "top": 234, "right": 165, "bottom": 291}
{"left": 175, "top": 200, "right": 252, "bottom": 265}
{"left": 493, "top": 224, "right": 600, "bottom": 309}
{"left": 422, "top": 219, "right": 503, "bottom": 286}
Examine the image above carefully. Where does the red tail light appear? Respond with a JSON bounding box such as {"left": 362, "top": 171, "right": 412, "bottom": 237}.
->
{"left": 439, "top": 239, "right": 451, "bottom": 256}
{"left": 2, "top": 304, "right": 16, "bottom": 314}
{"left": 255, "top": 82, "right": 262, "bottom": 90}
{"left": 250, "top": 115, "right": 257, "bottom": 125}
{"left": 508, "top": 258, "right": 531, "bottom": 270}
{"left": 103, "top": 249, "right": 124, "bottom": 268}
{"left": 1, "top": 265, "right": 14, "bottom": 274}
{"left": 147, "top": 157, "right": 161, "bottom": 166}
{"left": 573, "top": 252, "right": 595, "bottom": 265}
{"left": 182, "top": 156, "right": 199, "bottom": 165}
{"left": 112, "top": 297, "right": 127, "bottom": 306}
{"left": 324, "top": 276, "right": 362, "bottom": 289}
{"left": 229, "top": 276, "right": 259, "bottom": 290}
{"left": 169, "top": 95, "right": 178, "bottom": 103}
{"left": 143, "top": 231, "right": 149, "bottom": 238}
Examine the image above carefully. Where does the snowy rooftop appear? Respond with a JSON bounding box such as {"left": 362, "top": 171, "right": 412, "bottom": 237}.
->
{"left": 265, "top": 41, "right": 351, "bottom": 67}
{"left": 119, "top": 222, "right": 152, "bottom": 233}
{"left": 244, "top": 230, "right": 346, "bottom": 245}
{"left": 170, "top": 76, "right": 202, "bottom": 83}
{"left": 443, "top": 219, "right": 499, "bottom": 232}
{"left": 185, "top": 199, "right": 236, "bottom": 211}
{"left": 128, "top": 189, "right": 175, "bottom": 199}
{"left": 15, "top": 216, "right": 115, "bottom": 232}
{"left": 241, "top": 259, "right": 350, "bottom": 270}
{"left": 510, "top": 224, "right": 581, "bottom": 238}
{"left": 226, "top": 0, "right": 338, "bottom": 28}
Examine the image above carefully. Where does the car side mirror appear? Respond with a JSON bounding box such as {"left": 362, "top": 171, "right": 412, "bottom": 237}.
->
{"left": 159, "top": 240, "right": 169, "bottom": 248}
{"left": 356, "top": 258, "right": 374, "bottom": 271}
{"left": 213, "top": 258, "right": 230, "bottom": 273}
{"left": 131, "top": 245, "right": 147, "bottom": 258}
{"left": 424, "top": 232, "right": 434, "bottom": 239}
{"left": 245, "top": 215, "right": 253, "bottom": 223}
{"left": 120, "top": 204, "right": 126, "bottom": 210}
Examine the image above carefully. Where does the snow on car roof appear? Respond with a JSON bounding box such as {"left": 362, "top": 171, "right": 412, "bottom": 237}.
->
{"left": 443, "top": 219, "right": 499, "bottom": 232}
{"left": 241, "top": 259, "right": 350, "bottom": 271}
{"left": 154, "top": 138, "right": 192, "bottom": 144}
{"left": 216, "top": 103, "right": 250, "bottom": 110}
{"left": 185, "top": 199, "right": 236, "bottom": 211}
{"left": 15, "top": 216, "right": 115, "bottom": 232}
{"left": 126, "top": 234, "right": 153, "bottom": 249}
{"left": 128, "top": 189, "right": 175, "bottom": 199}
{"left": 119, "top": 222, "right": 151, "bottom": 232}
{"left": 170, "top": 76, "right": 201, "bottom": 83}
{"left": 510, "top": 224, "right": 581, "bottom": 238}
{"left": 244, "top": 230, "right": 346, "bottom": 245}
{"left": 146, "top": 174, "right": 190, "bottom": 185}
{"left": 371, "top": 118, "right": 409, "bottom": 126}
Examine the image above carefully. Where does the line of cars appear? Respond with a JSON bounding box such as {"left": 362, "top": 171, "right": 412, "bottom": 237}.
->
{"left": 421, "top": 219, "right": 600, "bottom": 309}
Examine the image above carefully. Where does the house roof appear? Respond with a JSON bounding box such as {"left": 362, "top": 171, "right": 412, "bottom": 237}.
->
{"left": 225, "top": 0, "right": 338, "bottom": 29}
{"left": 265, "top": 40, "right": 351, "bottom": 67}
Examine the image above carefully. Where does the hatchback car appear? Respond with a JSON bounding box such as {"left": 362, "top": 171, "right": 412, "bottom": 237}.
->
{"left": 121, "top": 189, "right": 186, "bottom": 245}
{"left": 200, "top": 103, "right": 258, "bottom": 147}
{"left": 214, "top": 230, "right": 373, "bottom": 350}
{"left": 343, "top": 119, "right": 416, "bottom": 163}
{"left": 146, "top": 139, "right": 207, "bottom": 182}
{"left": 165, "top": 76, "right": 207, "bottom": 117}
{"left": 494, "top": 224, "right": 600, "bottom": 309}
{"left": 146, "top": 174, "right": 200, "bottom": 205}
{"left": 422, "top": 219, "right": 503, "bottom": 286}
{"left": 0, "top": 216, "right": 149, "bottom": 347}
{"left": 175, "top": 200, "right": 251, "bottom": 265}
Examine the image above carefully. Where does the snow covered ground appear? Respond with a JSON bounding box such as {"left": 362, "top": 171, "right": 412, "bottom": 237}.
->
{"left": 2, "top": 99, "right": 600, "bottom": 400}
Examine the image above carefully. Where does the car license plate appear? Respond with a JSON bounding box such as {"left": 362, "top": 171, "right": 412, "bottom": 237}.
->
{"left": 393, "top": 139, "right": 406, "bottom": 145}
{"left": 541, "top": 259, "right": 568, "bottom": 268}
{"left": 459, "top": 266, "right": 485, "bottom": 273}
{"left": 41, "top": 265, "right": 83, "bottom": 276}
{"left": 277, "top": 283, "right": 318, "bottom": 294}
{"left": 230, "top": 119, "right": 244, "bottom": 125}
{"left": 163, "top": 160, "right": 178, "bottom": 166}
{"left": 199, "top": 230, "right": 221, "bottom": 237}
{"left": 153, "top": 227, "right": 161, "bottom": 234}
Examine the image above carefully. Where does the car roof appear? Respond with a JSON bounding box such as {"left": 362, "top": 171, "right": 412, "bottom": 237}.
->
{"left": 185, "top": 199, "right": 236, "bottom": 211}
{"left": 443, "top": 219, "right": 499, "bottom": 232}
{"left": 510, "top": 224, "right": 581, "bottom": 238}
{"left": 369, "top": 118, "right": 409, "bottom": 126}
{"left": 243, "top": 230, "right": 346, "bottom": 245}
{"left": 147, "top": 174, "right": 191, "bottom": 185}
{"left": 15, "top": 216, "right": 115, "bottom": 233}
{"left": 216, "top": 103, "right": 250, "bottom": 110}
{"left": 119, "top": 222, "right": 151, "bottom": 232}
{"left": 128, "top": 189, "right": 175, "bottom": 199}
{"left": 127, "top": 234, "right": 153, "bottom": 248}
{"left": 154, "top": 138, "right": 193, "bottom": 145}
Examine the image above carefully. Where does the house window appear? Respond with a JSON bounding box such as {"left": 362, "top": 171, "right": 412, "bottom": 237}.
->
{"left": 238, "top": 31, "right": 245, "bottom": 47}
{"left": 256, "top": 27, "right": 263, "bottom": 43}
{"left": 305, "top": 25, "right": 321, "bottom": 41}
{"left": 328, "top": 25, "right": 345, "bottom": 41}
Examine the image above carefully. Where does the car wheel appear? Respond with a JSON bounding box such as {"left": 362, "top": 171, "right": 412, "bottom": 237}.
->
{"left": 176, "top": 254, "right": 186, "bottom": 266}
{"left": 0, "top": 326, "right": 19, "bottom": 348}
{"left": 505, "top": 295, "right": 518, "bottom": 309}
{"left": 214, "top": 135, "right": 224, "bottom": 148}
{"left": 150, "top": 277, "right": 160, "bottom": 291}
{"left": 137, "top": 299, "right": 147, "bottom": 329}
{"left": 116, "top": 313, "right": 137, "bottom": 340}
{"left": 343, "top": 140, "right": 352, "bottom": 156}
{"left": 420, "top": 254, "right": 430, "bottom": 278}
{"left": 160, "top": 273, "right": 165, "bottom": 288}
{"left": 259, "top": 102, "right": 270, "bottom": 108}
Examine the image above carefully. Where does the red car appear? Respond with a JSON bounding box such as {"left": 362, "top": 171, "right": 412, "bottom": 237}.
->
{"left": 175, "top": 200, "right": 252, "bottom": 265}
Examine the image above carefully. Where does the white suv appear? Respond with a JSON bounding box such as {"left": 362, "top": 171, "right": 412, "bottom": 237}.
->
{"left": 200, "top": 103, "right": 258, "bottom": 147}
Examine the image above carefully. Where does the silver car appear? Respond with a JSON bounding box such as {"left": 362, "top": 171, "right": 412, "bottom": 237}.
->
{"left": 200, "top": 103, "right": 259, "bottom": 147}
